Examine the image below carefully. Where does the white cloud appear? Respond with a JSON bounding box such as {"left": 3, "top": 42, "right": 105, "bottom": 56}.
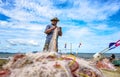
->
{"left": 0, "top": 0, "right": 120, "bottom": 23}
{"left": 64, "top": 27, "right": 93, "bottom": 39}
{"left": 90, "top": 24, "right": 117, "bottom": 31}
{"left": 7, "top": 39, "right": 40, "bottom": 46}
{"left": 0, "top": 20, "right": 8, "bottom": 25}
{"left": 0, "top": 22, "right": 45, "bottom": 40}
{"left": 67, "top": 0, "right": 120, "bottom": 21}
{"left": 11, "top": 22, "right": 44, "bottom": 31}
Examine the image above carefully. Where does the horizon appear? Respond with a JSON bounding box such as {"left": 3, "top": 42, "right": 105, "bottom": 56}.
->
{"left": 0, "top": 0, "right": 120, "bottom": 53}
{"left": 1, "top": 51, "right": 120, "bottom": 54}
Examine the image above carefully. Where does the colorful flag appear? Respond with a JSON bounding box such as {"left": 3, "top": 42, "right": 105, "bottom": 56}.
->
{"left": 64, "top": 43, "right": 67, "bottom": 48}
{"left": 115, "top": 40, "right": 120, "bottom": 47}
{"left": 109, "top": 40, "right": 120, "bottom": 50}
{"left": 78, "top": 43, "right": 81, "bottom": 48}
{"left": 109, "top": 46, "right": 116, "bottom": 50}
{"left": 109, "top": 42, "right": 116, "bottom": 48}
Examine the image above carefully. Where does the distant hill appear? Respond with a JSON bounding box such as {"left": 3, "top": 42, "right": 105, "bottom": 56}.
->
{"left": 0, "top": 52, "right": 16, "bottom": 54}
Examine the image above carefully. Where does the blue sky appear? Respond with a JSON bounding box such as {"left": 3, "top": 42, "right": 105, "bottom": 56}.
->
{"left": 0, "top": 0, "right": 120, "bottom": 53}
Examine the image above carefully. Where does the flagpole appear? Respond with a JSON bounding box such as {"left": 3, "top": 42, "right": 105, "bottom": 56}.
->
{"left": 77, "top": 43, "right": 81, "bottom": 55}
{"left": 70, "top": 43, "right": 72, "bottom": 54}
{"left": 65, "top": 43, "right": 67, "bottom": 52}
{"left": 99, "top": 47, "right": 109, "bottom": 53}
{"left": 76, "top": 49, "right": 78, "bottom": 56}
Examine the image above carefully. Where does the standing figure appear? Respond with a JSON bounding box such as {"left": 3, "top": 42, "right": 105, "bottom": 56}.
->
{"left": 43, "top": 17, "right": 62, "bottom": 52}
{"left": 109, "top": 54, "right": 115, "bottom": 62}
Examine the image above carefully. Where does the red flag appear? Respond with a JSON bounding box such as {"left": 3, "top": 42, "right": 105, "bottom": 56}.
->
{"left": 78, "top": 43, "right": 81, "bottom": 48}
{"left": 115, "top": 40, "right": 120, "bottom": 47}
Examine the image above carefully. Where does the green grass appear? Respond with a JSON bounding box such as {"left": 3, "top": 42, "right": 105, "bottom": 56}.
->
{"left": 0, "top": 59, "right": 8, "bottom": 70}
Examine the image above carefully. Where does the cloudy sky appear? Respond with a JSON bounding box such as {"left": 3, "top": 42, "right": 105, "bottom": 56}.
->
{"left": 0, "top": 0, "right": 120, "bottom": 53}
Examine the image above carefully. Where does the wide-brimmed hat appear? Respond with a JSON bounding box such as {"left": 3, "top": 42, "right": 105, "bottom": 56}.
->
{"left": 51, "top": 17, "right": 59, "bottom": 21}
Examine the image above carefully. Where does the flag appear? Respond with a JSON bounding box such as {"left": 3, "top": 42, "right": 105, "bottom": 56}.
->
{"left": 78, "top": 43, "right": 81, "bottom": 48}
{"left": 115, "top": 40, "right": 120, "bottom": 47}
{"left": 109, "top": 46, "right": 116, "bottom": 50}
{"left": 64, "top": 43, "right": 67, "bottom": 48}
{"left": 108, "top": 40, "right": 120, "bottom": 50}
{"left": 109, "top": 42, "right": 116, "bottom": 48}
